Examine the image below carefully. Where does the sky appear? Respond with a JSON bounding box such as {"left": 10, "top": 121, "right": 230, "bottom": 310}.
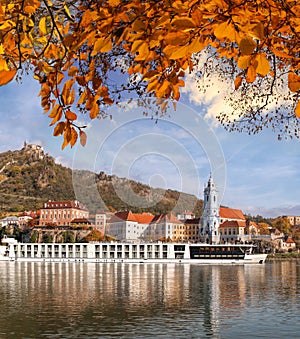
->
{"left": 1, "top": 74, "right": 300, "bottom": 218}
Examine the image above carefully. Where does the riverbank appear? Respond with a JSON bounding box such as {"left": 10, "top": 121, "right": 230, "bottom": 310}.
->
{"left": 267, "top": 252, "right": 300, "bottom": 260}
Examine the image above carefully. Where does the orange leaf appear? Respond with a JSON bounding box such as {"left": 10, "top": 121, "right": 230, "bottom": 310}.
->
{"left": 65, "top": 110, "right": 77, "bottom": 121}
{"left": 255, "top": 53, "right": 270, "bottom": 76}
{"left": 80, "top": 130, "right": 87, "bottom": 146}
{"left": 246, "top": 65, "right": 256, "bottom": 83}
{"left": 234, "top": 75, "right": 243, "bottom": 90}
{"left": 90, "top": 103, "right": 99, "bottom": 119}
{"left": 237, "top": 55, "right": 251, "bottom": 70}
{"left": 251, "top": 22, "right": 264, "bottom": 41}
{"left": 288, "top": 72, "right": 300, "bottom": 92}
{"left": 214, "top": 21, "right": 239, "bottom": 42}
{"left": 49, "top": 106, "right": 63, "bottom": 126}
{"left": 295, "top": 100, "right": 300, "bottom": 118}
{"left": 171, "top": 17, "right": 196, "bottom": 29}
{"left": 239, "top": 36, "right": 256, "bottom": 55}
{"left": 53, "top": 122, "right": 65, "bottom": 136}
{"left": 70, "top": 128, "right": 78, "bottom": 147}
{"left": 0, "top": 69, "right": 16, "bottom": 86}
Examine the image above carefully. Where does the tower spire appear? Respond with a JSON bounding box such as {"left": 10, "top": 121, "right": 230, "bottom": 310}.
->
{"left": 200, "top": 174, "right": 220, "bottom": 244}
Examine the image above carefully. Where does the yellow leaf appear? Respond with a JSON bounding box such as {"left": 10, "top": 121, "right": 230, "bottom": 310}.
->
{"left": 169, "top": 46, "right": 188, "bottom": 60}
{"left": 214, "top": 21, "right": 239, "bottom": 42}
{"left": 135, "top": 42, "right": 149, "bottom": 61}
{"left": 0, "top": 44, "right": 4, "bottom": 54}
{"left": 0, "top": 69, "right": 16, "bottom": 86}
{"left": 63, "top": 2, "right": 74, "bottom": 20}
{"left": 237, "top": 55, "right": 251, "bottom": 70}
{"left": 92, "top": 37, "right": 112, "bottom": 55}
{"left": 131, "top": 40, "right": 144, "bottom": 53}
{"left": 246, "top": 65, "right": 256, "bottom": 83}
{"left": 187, "top": 37, "right": 204, "bottom": 54}
{"left": 288, "top": 72, "right": 300, "bottom": 92}
{"left": 0, "top": 59, "right": 9, "bottom": 71}
{"left": 0, "top": 20, "right": 14, "bottom": 30}
{"left": 80, "top": 130, "right": 87, "bottom": 146}
{"left": 156, "top": 80, "right": 170, "bottom": 97}
{"left": 255, "top": 53, "right": 270, "bottom": 76}
{"left": 239, "top": 36, "right": 256, "bottom": 55}
{"left": 39, "top": 17, "right": 47, "bottom": 35}
{"left": 147, "top": 78, "right": 159, "bottom": 92}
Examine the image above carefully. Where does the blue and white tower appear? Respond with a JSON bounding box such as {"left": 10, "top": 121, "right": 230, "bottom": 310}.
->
{"left": 201, "top": 174, "right": 220, "bottom": 244}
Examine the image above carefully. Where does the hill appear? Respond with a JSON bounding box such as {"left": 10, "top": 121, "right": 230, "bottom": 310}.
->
{"left": 0, "top": 144, "right": 203, "bottom": 216}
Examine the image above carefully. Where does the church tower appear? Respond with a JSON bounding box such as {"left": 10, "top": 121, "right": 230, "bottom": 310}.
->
{"left": 200, "top": 174, "right": 220, "bottom": 244}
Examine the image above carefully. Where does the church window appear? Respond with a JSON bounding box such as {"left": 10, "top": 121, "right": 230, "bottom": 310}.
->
{"left": 214, "top": 196, "right": 216, "bottom": 202}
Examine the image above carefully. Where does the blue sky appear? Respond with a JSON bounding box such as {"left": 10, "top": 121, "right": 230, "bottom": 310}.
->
{"left": 1, "top": 75, "right": 300, "bottom": 218}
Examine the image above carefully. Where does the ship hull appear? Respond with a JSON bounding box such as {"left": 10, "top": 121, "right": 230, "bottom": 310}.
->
{"left": 0, "top": 240, "right": 268, "bottom": 264}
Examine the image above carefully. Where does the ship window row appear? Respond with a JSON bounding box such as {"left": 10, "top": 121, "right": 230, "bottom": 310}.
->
{"left": 13, "top": 244, "right": 168, "bottom": 254}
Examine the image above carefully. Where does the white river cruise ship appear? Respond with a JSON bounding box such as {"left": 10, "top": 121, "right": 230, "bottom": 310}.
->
{"left": 0, "top": 237, "right": 267, "bottom": 264}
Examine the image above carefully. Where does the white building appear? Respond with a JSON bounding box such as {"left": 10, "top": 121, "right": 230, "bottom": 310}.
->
{"left": 107, "top": 211, "right": 154, "bottom": 241}
{"left": 200, "top": 175, "right": 220, "bottom": 244}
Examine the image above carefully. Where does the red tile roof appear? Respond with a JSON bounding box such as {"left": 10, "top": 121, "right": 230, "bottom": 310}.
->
{"left": 220, "top": 207, "right": 245, "bottom": 220}
{"left": 151, "top": 213, "right": 183, "bottom": 224}
{"left": 133, "top": 213, "right": 154, "bottom": 224}
{"left": 108, "top": 211, "right": 155, "bottom": 224}
{"left": 42, "top": 200, "right": 88, "bottom": 211}
{"left": 219, "top": 220, "right": 247, "bottom": 228}
{"left": 184, "top": 218, "right": 201, "bottom": 225}
{"left": 286, "top": 237, "right": 295, "bottom": 243}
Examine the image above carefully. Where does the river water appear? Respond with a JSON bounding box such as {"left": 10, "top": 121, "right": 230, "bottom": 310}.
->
{"left": 0, "top": 261, "right": 299, "bottom": 338}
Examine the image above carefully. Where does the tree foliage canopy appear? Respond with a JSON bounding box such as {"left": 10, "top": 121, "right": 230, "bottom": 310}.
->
{"left": 1, "top": 0, "right": 300, "bottom": 148}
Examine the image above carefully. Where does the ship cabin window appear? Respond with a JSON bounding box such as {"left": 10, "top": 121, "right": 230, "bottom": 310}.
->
{"left": 174, "top": 245, "right": 185, "bottom": 252}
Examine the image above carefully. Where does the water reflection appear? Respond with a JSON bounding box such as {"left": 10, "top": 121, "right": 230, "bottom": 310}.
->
{"left": 0, "top": 262, "right": 299, "bottom": 338}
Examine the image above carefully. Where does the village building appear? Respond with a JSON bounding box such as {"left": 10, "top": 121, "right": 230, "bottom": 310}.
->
{"left": 146, "top": 213, "right": 185, "bottom": 241}
{"left": 39, "top": 200, "right": 89, "bottom": 226}
{"left": 0, "top": 216, "right": 19, "bottom": 228}
{"left": 282, "top": 215, "right": 300, "bottom": 227}
{"left": 107, "top": 211, "right": 154, "bottom": 241}
{"left": 22, "top": 141, "right": 45, "bottom": 160}
{"left": 94, "top": 211, "right": 113, "bottom": 234}
{"left": 183, "top": 218, "right": 201, "bottom": 242}
{"left": 177, "top": 211, "right": 195, "bottom": 221}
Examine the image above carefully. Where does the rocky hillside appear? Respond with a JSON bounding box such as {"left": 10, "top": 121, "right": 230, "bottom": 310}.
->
{"left": 0, "top": 144, "right": 203, "bottom": 216}
{"left": 0, "top": 144, "right": 75, "bottom": 212}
